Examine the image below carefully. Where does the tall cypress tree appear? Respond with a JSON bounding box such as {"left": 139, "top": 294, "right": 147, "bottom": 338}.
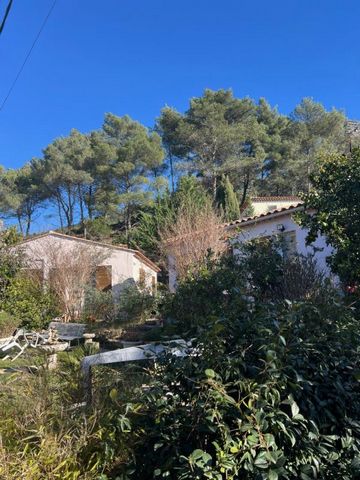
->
{"left": 217, "top": 175, "right": 240, "bottom": 221}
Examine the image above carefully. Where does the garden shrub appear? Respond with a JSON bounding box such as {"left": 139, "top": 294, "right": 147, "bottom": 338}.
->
{"left": 83, "top": 286, "right": 116, "bottom": 322}
{"left": 116, "top": 283, "right": 158, "bottom": 325}
{"left": 0, "top": 227, "right": 57, "bottom": 332}
{"left": 112, "top": 294, "right": 360, "bottom": 479}
{"left": 82, "top": 282, "right": 159, "bottom": 328}
{"left": 238, "top": 237, "right": 335, "bottom": 303}
{"left": 163, "top": 239, "right": 336, "bottom": 335}
{"left": 0, "top": 226, "right": 23, "bottom": 301}
{"left": 4, "top": 277, "right": 58, "bottom": 330}
{"left": 0, "top": 347, "right": 133, "bottom": 480}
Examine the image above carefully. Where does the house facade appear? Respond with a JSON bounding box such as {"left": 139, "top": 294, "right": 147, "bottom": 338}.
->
{"left": 18, "top": 231, "right": 160, "bottom": 298}
{"left": 168, "top": 202, "right": 336, "bottom": 291}
{"left": 226, "top": 203, "right": 335, "bottom": 279}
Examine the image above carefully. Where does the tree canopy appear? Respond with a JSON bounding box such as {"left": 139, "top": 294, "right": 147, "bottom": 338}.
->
{"left": 0, "top": 90, "right": 352, "bottom": 243}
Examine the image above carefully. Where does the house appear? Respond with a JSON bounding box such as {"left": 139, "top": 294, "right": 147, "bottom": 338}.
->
{"left": 168, "top": 201, "right": 335, "bottom": 291}
{"left": 18, "top": 231, "right": 160, "bottom": 298}
{"left": 225, "top": 203, "right": 335, "bottom": 279}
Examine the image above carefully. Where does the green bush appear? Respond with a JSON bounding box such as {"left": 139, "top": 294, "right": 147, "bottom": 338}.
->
{"left": 114, "top": 294, "right": 360, "bottom": 479}
{"left": 116, "top": 283, "right": 158, "bottom": 326}
{"left": 163, "top": 239, "right": 336, "bottom": 335}
{"left": 93, "top": 245, "right": 357, "bottom": 479}
{"left": 82, "top": 286, "right": 116, "bottom": 322}
{"left": 4, "top": 277, "right": 58, "bottom": 330}
{"left": 239, "top": 238, "right": 335, "bottom": 303}
{"left": 0, "top": 227, "right": 23, "bottom": 301}
{"left": 0, "top": 347, "right": 131, "bottom": 480}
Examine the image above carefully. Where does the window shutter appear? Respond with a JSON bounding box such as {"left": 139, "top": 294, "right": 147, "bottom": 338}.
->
{"left": 96, "top": 266, "right": 112, "bottom": 291}
{"left": 139, "top": 267, "right": 146, "bottom": 288}
{"left": 152, "top": 275, "right": 156, "bottom": 294}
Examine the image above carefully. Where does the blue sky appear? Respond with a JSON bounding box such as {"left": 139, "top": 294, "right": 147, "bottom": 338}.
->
{"left": 1, "top": 0, "right": 359, "bottom": 171}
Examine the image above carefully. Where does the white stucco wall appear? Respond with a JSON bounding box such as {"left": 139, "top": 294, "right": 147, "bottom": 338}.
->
{"left": 233, "top": 213, "right": 334, "bottom": 278}
{"left": 168, "top": 212, "right": 336, "bottom": 291}
{"left": 252, "top": 199, "right": 302, "bottom": 216}
{"left": 168, "top": 255, "right": 177, "bottom": 293}
{"left": 133, "top": 255, "right": 158, "bottom": 290}
{"left": 20, "top": 233, "right": 158, "bottom": 298}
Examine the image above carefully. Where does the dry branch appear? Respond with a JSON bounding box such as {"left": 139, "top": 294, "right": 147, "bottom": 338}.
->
{"left": 160, "top": 203, "right": 225, "bottom": 281}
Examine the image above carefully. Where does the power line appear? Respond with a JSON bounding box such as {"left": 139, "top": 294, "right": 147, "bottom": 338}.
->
{"left": 0, "top": 0, "right": 57, "bottom": 112}
{"left": 0, "top": 0, "right": 14, "bottom": 36}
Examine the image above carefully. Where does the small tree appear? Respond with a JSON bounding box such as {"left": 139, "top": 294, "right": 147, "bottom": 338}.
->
{"left": 160, "top": 196, "right": 225, "bottom": 282}
{"left": 300, "top": 149, "right": 360, "bottom": 286}
{"left": 216, "top": 175, "right": 240, "bottom": 221}
{"left": 34, "top": 241, "right": 108, "bottom": 320}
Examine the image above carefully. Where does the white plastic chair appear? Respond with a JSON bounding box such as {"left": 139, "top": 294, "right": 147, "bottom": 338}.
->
{"left": 0, "top": 329, "right": 28, "bottom": 361}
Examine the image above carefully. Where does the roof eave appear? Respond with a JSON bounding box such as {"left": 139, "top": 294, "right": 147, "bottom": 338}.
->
{"left": 225, "top": 205, "right": 305, "bottom": 230}
{"left": 17, "top": 231, "right": 160, "bottom": 273}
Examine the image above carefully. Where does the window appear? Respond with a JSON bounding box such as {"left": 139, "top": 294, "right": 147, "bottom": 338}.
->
{"left": 279, "top": 231, "right": 297, "bottom": 258}
{"left": 151, "top": 275, "right": 157, "bottom": 294}
{"left": 95, "top": 265, "right": 112, "bottom": 291}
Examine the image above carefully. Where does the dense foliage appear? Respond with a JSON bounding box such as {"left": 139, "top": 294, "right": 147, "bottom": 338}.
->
{"left": 300, "top": 148, "right": 360, "bottom": 287}
{"left": 0, "top": 227, "right": 58, "bottom": 332}
{"left": 3, "top": 276, "right": 57, "bottom": 330}
{"left": 112, "top": 251, "right": 360, "bottom": 479}
{"left": 118, "top": 302, "right": 360, "bottom": 479}
{"left": 0, "top": 226, "right": 22, "bottom": 299}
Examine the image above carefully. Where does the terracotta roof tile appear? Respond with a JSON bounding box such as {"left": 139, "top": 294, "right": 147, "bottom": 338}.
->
{"left": 224, "top": 202, "right": 305, "bottom": 228}
{"left": 251, "top": 196, "right": 302, "bottom": 202}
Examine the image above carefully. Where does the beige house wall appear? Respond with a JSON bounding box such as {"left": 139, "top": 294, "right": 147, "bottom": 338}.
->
{"left": 20, "top": 233, "right": 158, "bottom": 299}
{"left": 252, "top": 199, "right": 302, "bottom": 216}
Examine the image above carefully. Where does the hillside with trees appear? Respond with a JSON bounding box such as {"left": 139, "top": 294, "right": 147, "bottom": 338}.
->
{"left": 0, "top": 90, "right": 355, "bottom": 258}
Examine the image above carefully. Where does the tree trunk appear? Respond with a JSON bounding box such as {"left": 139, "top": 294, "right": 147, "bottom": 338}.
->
{"left": 212, "top": 174, "right": 217, "bottom": 201}
{"left": 78, "top": 185, "right": 84, "bottom": 226}
{"left": 25, "top": 214, "right": 31, "bottom": 236}
{"left": 87, "top": 185, "right": 93, "bottom": 219}
{"left": 17, "top": 213, "right": 24, "bottom": 237}
{"left": 240, "top": 172, "right": 250, "bottom": 207}
{"left": 66, "top": 188, "right": 73, "bottom": 227}
{"left": 169, "top": 154, "right": 175, "bottom": 193}
{"left": 126, "top": 207, "right": 132, "bottom": 239}
{"left": 56, "top": 198, "right": 64, "bottom": 231}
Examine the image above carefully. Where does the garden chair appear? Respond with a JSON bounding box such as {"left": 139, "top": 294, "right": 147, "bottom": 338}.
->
{"left": 0, "top": 329, "right": 46, "bottom": 361}
{"left": 0, "top": 329, "right": 28, "bottom": 361}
